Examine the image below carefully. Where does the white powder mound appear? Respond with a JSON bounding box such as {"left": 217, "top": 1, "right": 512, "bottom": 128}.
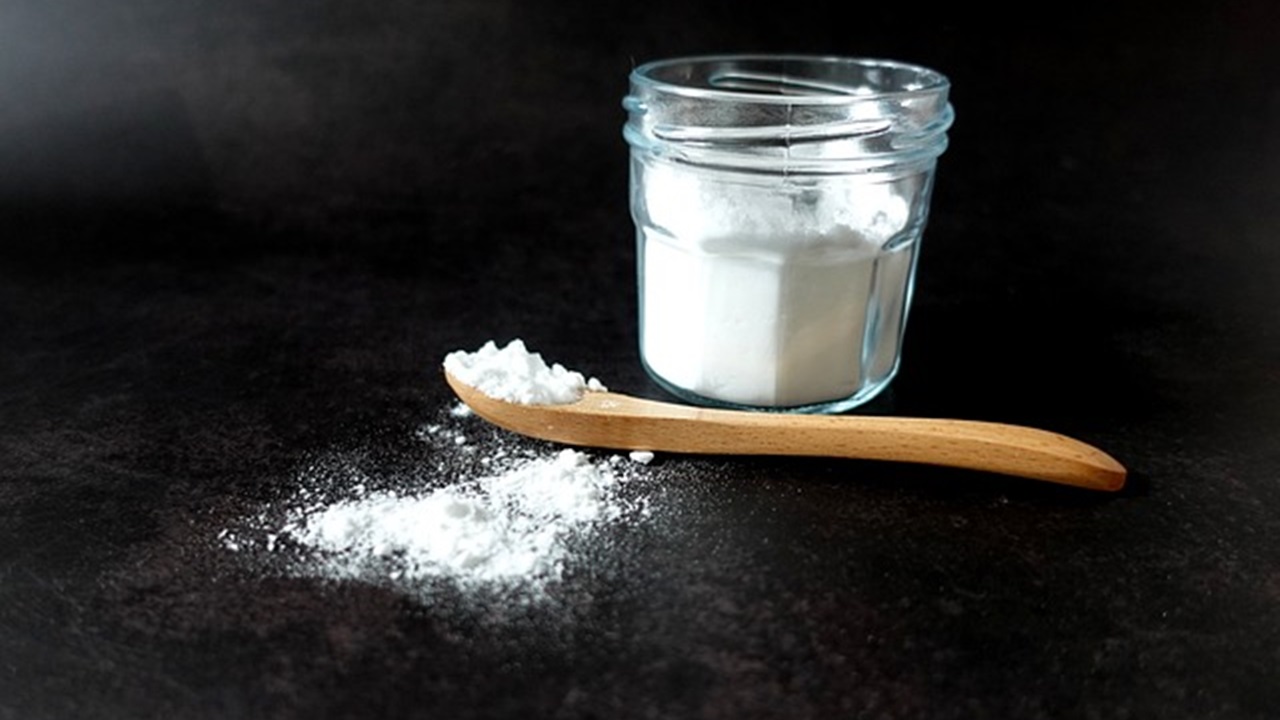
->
{"left": 281, "top": 449, "right": 626, "bottom": 589}
{"left": 443, "top": 339, "right": 606, "bottom": 405}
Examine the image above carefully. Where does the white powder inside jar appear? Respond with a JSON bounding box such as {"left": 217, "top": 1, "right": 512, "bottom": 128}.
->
{"left": 444, "top": 339, "right": 605, "bottom": 405}
{"left": 639, "top": 161, "right": 919, "bottom": 408}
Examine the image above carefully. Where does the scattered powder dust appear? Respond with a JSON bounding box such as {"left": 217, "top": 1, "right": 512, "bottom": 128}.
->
{"left": 283, "top": 448, "right": 631, "bottom": 588}
{"left": 220, "top": 340, "right": 656, "bottom": 603}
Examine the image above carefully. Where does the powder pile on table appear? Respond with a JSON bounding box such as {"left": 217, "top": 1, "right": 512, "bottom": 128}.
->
{"left": 282, "top": 447, "right": 635, "bottom": 589}
{"left": 225, "top": 339, "right": 652, "bottom": 600}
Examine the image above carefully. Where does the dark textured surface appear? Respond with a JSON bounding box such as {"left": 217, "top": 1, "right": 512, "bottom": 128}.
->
{"left": 3, "top": 2, "right": 1279, "bottom": 718}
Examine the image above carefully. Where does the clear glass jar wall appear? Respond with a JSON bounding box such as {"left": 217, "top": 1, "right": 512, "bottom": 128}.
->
{"left": 624, "top": 55, "right": 953, "bottom": 413}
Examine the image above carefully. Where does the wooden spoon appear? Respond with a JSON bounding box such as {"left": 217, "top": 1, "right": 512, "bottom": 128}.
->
{"left": 444, "top": 372, "right": 1127, "bottom": 492}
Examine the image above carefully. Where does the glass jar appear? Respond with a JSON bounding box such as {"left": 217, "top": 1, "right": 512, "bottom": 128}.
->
{"left": 623, "top": 55, "right": 954, "bottom": 413}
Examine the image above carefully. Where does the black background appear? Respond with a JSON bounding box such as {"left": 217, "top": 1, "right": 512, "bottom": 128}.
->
{"left": 3, "top": 1, "right": 1279, "bottom": 718}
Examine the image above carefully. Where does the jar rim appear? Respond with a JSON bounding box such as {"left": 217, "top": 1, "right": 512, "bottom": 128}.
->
{"left": 629, "top": 54, "right": 950, "bottom": 106}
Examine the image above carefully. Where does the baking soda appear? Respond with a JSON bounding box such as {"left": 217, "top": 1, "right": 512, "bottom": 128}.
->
{"left": 444, "top": 339, "right": 605, "bottom": 405}
{"left": 637, "top": 153, "right": 919, "bottom": 408}
{"left": 628, "top": 450, "right": 655, "bottom": 465}
{"left": 224, "top": 341, "right": 648, "bottom": 601}
{"left": 281, "top": 448, "right": 633, "bottom": 589}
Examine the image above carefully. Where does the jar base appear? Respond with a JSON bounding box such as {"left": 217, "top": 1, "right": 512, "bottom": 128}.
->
{"left": 641, "top": 360, "right": 899, "bottom": 414}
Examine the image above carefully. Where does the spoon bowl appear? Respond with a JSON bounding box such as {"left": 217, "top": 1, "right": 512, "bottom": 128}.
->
{"left": 445, "top": 371, "right": 1127, "bottom": 492}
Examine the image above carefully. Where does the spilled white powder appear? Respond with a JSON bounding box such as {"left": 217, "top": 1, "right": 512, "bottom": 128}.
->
{"left": 225, "top": 340, "right": 649, "bottom": 602}
{"left": 281, "top": 448, "right": 626, "bottom": 588}
{"left": 443, "top": 339, "right": 605, "bottom": 405}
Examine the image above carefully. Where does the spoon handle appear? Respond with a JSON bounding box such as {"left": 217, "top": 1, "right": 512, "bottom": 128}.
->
{"left": 569, "top": 394, "right": 1126, "bottom": 491}
{"left": 445, "top": 373, "right": 1127, "bottom": 492}
{"left": 651, "top": 411, "right": 1127, "bottom": 491}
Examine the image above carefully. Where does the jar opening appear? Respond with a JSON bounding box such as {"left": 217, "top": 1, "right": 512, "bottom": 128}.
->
{"left": 623, "top": 54, "right": 954, "bottom": 174}
{"left": 632, "top": 55, "right": 950, "bottom": 104}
